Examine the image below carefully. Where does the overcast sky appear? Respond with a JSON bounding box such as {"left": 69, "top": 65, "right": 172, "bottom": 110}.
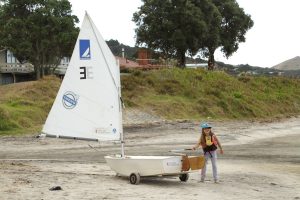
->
{"left": 69, "top": 0, "right": 300, "bottom": 68}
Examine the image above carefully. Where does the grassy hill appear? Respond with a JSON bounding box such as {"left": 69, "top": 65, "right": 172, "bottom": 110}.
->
{"left": 122, "top": 69, "right": 300, "bottom": 119}
{"left": 0, "top": 76, "right": 61, "bottom": 135}
{"left": 1, "top": 69, "right": 300, "bottom": 135}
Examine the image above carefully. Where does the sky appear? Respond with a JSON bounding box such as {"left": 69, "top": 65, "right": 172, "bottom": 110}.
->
{"left": 69, "top": 0, "right": 300, "bottom": 68}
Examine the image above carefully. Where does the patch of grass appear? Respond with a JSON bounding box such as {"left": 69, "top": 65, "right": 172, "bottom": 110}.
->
{"left": 0, "top": 106, "right": 19, "bottom": 131}
{"left": 122, "top": 68, "right": 300, "bottom": 120}
{"left": 1, "top": 69, "right": 300, "bottom": 135}
{"left": 0, "top": 76, "right": 60, "bottom": 135}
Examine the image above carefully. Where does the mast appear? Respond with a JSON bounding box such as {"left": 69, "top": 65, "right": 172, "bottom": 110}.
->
{"left": 117, "top": 59, "right": 125, "bottom": 157}
{"left": 87, "top": 13, "right": 124, "bottom": 153}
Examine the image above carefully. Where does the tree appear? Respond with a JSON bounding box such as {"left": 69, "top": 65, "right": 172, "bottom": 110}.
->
{"left": 191, "top": 0, "right": 221, "bottom": 70}
{"left": 197, "top": 0, "right": 254, "bottom": 70}
{"left": 0, "top": 0, "right": 79, "bottom": 79}
{"left": 106, "top": 39, "right": 138, "bottom": 60}
{"left": 133, "top": 0, "right": 207, "bottom": 67}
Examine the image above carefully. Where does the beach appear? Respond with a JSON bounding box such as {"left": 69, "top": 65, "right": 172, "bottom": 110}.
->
{"left": 0, "top": 117, "right": 300, "bottom": 200}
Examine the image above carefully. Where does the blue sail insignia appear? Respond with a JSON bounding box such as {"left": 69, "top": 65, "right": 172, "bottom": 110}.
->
{"left": 79, "top": 39, "right": 91, "bottom": 60}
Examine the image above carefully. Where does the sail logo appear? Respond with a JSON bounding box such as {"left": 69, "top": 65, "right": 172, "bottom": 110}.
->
{"left": 79, "top": 39, "right": 91, "bottom": 60}
{"left": 62, "top": 91, "right": 79, "bottom": 109}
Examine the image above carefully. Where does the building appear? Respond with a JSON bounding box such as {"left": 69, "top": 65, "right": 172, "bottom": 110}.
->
{"left": 0, "top": 47, "right": 167, "bottom": 85}
{"left": 53, "top": 57, "right": 70, "bottom": 79}
{"left": 0, "top": 50, "right": 70, "bottom": 84}
{"left": 0, "top": 49, "right": 34, "bottom": 85}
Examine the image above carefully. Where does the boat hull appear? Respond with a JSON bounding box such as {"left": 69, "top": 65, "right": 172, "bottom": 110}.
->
{"left": 105, "top": 155, "right": 183, "bottom": 176}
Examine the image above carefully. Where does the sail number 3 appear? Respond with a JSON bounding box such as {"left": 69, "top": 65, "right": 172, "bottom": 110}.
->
{"left": 80, "top": 66, "right": 93, "bottom": 79}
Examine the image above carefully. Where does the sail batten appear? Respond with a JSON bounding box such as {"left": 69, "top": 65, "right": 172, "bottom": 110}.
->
{"left": 42, "top": 13, "right": 122, "bottom": 142}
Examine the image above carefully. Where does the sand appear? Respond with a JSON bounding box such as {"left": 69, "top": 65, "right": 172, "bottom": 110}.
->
{"left": 0, "top": 117, "right": 300, "bottom": 200}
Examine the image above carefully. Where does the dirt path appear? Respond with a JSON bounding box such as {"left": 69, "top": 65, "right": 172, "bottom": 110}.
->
{"left": 0, "top": 117, "right": 300, "bottom": 200}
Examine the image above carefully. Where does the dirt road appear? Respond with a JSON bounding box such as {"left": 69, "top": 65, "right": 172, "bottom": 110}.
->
{"left": 0, "top": 117, "right": 300, "bottom": 200}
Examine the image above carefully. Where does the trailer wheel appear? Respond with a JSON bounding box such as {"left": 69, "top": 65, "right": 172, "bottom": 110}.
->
{"left": 179, "top": 173, "right": 189, "bottom": 182}
{"left": 129, "top": 173, "right": 140, "bottom": 185}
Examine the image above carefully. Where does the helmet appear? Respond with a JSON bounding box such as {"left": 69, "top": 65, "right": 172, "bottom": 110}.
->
{"left": 200, "top": 123, "right": 212, "bottom": 129}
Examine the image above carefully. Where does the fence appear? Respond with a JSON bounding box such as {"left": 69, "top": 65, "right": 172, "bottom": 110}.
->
{"left": 0, "top": 63, "right": 34, "bottom": 73}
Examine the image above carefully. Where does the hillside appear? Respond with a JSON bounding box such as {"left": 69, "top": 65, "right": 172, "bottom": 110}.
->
{"left": 272, "top": 56, "right": 300, "bottom": 70}
{"left": 122, "top": 69, "right": 300, "bottom": 119}
{"left": 1, "top": 70, "right": 300, "bottom": 135}
{"left": 0, "top": 76, "right": 61, "bottom": 135}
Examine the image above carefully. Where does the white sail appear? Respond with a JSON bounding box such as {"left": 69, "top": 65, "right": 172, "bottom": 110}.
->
{"left": 42, "top": 12, "right": 122, "bottom": 141}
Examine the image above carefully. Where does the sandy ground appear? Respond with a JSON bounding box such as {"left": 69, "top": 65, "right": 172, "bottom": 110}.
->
{"left": 0, "top": 116, "right": 300, "bottom": 200}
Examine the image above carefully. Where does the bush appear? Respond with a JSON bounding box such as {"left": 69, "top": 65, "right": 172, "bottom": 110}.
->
{"left": 157, "top": 79, "right": 183, "bottom": 95}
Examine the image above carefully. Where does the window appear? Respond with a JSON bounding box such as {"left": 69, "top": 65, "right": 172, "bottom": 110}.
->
{"left": 6, "top": 50, "right": 17, "bottom": 64}
{"left": 60, "top": 57, "right": 70, "bottom": 65}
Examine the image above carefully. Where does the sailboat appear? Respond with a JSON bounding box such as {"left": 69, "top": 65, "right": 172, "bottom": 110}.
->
{"left": 41, "top": 12, "right": 204, "bottom": 184}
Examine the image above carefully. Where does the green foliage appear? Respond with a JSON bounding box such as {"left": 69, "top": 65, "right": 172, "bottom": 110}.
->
{"left": 233, "top": 92, "right": 243, "bottom": 99}
{"left": 133, "top": 0, "right": 253, "bottom": 69}
{"left": 106, "top": 39, "right": 138, "bottom": 60}
{"left": 191, "top": 0, "right": 221, "bottom": 62}
{"left": 133, "top": 0, "right": 207, "bottom": 67}
{"left": 195, "top": 0, "right": 254, "bottom": 69}
{"left": 0, "top": 0, "right": 79, "bottom": 79}
{"left": 212, "top": 0, "right": 254, "bottom": 58}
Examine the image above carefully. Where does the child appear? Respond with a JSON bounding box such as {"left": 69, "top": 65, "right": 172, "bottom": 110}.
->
{"left": 192, "top": 123, "right": 223, "bottom": 183}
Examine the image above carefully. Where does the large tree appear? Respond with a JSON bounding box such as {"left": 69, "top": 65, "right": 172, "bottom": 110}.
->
{"left": 0, "top": 0, "right": 79, "bottom": 79}
{"left": 133, "top": 0, "right": 207, "bottom": 67}
{"left": 198, "top": 0, "right": 254, "bottom": 70}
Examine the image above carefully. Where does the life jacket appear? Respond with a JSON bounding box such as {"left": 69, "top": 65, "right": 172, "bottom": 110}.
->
{"left": 203, "top": 135, "right": 218, "bottom": 153}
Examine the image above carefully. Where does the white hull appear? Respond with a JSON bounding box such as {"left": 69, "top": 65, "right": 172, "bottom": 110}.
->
{"left": 105, "top": 155, "right": 184, "bottom": 177}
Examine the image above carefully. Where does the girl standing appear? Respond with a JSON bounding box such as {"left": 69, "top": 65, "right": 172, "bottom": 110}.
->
{"left": 192, "top": 123, "right": 223, "bottom": 183}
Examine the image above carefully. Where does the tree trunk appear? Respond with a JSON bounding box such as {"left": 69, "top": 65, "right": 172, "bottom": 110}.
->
{"left": 35, "top": 65, "right": 41, "bottom": 80}
{"left": 178, "top": 50, "right": 186, "bottom": 68}
{"left": 32, "top": 62, "right": 41, "bottom": 80}
{"left": 41, "top": 52, "right": 45, "bottom": 78}
{"left": 41, "top": 65, "right": 44, "bottom": 78}
{"left": 12, "top": 73, "right": 16, "bottom": 83}
{"left": 34, "top": 42, "right": 42, "bottom": 80}
{"left": 208, "top": 50, "right": 215, "bottom": 71}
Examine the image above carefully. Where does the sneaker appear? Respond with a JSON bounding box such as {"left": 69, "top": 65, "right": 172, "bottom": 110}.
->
{"left": 198, "top": 179, "right": 205, "bottom": 183}
{"left": 214, "top": 180, "right": 219, "bottom": 184}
